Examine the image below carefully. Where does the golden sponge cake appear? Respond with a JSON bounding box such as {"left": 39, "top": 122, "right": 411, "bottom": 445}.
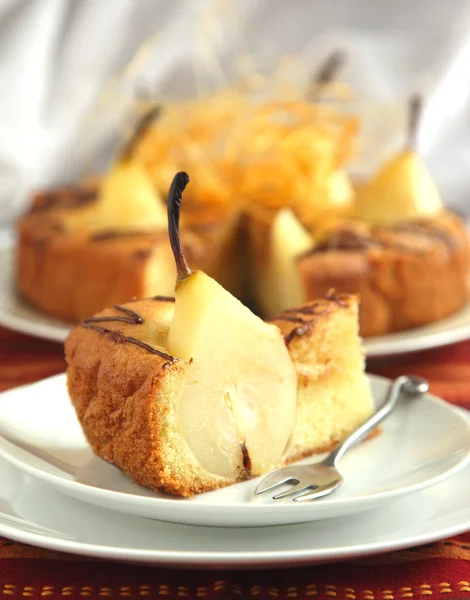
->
{"left": 65, "top": 293, "right": 373, "bottom": 497}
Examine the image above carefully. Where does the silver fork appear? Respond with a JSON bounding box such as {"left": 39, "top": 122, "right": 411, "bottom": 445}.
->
{"left": 255, "top": 375, "right": 429, "bottom": 502}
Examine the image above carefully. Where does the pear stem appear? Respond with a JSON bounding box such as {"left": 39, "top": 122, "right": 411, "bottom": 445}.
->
{"left": 407, "top": 94, "right": 422, "bottom": 150}
{"left": 119, "top": 104, "right": 162, "bottom": 161}
{"left": 307, "top": 50, "right": 346, "bottom": 102}
{"left": 168, "top": 171, "right": 192, "bottom": 281}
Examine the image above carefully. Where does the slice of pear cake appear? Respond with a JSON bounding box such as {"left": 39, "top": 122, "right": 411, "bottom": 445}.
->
{"left": 65, "top": 172, "right": 373, "bottom": 497}
{"left": 65, "top": 173, "right": 298, "bottom": 497}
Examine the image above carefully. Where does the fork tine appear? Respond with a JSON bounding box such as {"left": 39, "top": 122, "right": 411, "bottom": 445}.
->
{"left": 292, "top": 483, "right": 341, "bottom": 502}
{"left": 255, "top": 473, "right": 298, "bottom": 496}
{"left": 273, "top": 483, "right": 317, "bottom": 500}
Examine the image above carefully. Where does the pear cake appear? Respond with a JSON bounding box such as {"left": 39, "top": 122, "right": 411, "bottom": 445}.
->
{"left": 65, "top": 172, "right": 373, "bottom": 497}
{"left": 16, "top": 109, "right": 242, "bottom": 321}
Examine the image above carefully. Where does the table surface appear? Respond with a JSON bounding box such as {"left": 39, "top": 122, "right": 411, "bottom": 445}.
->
{"left": 0, "top": 325, "right": 469, "bottom": 600}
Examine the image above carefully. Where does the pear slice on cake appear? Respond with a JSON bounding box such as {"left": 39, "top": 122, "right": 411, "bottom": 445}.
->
{"left": 65, "top": 106, "right": 167, "bottom": 233}
{"left": 355, "top": 96, "right": 444, "bottom": 223}
{"left": 165, "top": 173, "right": 298, "bottom": 478}
{"left": 249, "top": 208, "right": 314, "bottom": 318}
{"left": 92, "top": 160, "right": 167, "bottom": 230}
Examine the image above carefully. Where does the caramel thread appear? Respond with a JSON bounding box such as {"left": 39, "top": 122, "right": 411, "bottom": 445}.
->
{"left": 152, "top": 295, "right": 175, "bottom": 302}
{"left": 30, "top": 187, "right": 96, "bottom": 213}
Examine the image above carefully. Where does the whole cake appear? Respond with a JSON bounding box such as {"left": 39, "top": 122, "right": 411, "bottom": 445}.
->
{"left": 15, "top": 94, "right": 470, "bottom": 337}
{"left": 65, "top": 173, "right": 373, "bottom": 497}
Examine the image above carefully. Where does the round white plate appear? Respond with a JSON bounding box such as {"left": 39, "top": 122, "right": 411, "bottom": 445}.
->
{"left": 364, "top": 303, "right": 470, "bottom": 357}
{"left": 0, "top": 456, "right": 469, "bottom": 568}
{"left": 0, "top": 247, "right": 72, "bottom": 342}
{"left": 1, "top": 247, "right": 470, "bottom": 356}
{"left": 0, "top": 374, "right": 469, "bottom": 528}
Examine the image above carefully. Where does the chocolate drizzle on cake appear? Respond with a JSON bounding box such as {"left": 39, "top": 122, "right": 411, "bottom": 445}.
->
{"left": 303, "top": 218, "right": 457, "bottom": 257}
{"left": 325, "top": 291, "right": 351, "bottom": 307}
{"left": 81, "top": 304, "right": 176, "bottom": 361}
{"left": 84, "top": 304, "right": 143, "bottom": 326}
{"left": 275, "top": 315, "right": 305, "bottom": 324}
{"left": 90, "top": 229, "right": 159, "bottom": 242}
{"left": 30, "top": 187, "right": 96, "bottom": 214}
{"left": 152, "top": 295, "right": 175, "bottom": 302}
{"left": 389, "top": 221, "right": 456, "bottom": 248}
{"left": 276, "top": 295, "right": 352, "bottom": 345}
{"left": 311, "top": 228, "right": 380, "bottom": 254}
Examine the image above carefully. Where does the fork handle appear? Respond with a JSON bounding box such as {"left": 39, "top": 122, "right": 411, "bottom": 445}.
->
{"left": 322, "top": 375, "right": 426, "bottom": 467}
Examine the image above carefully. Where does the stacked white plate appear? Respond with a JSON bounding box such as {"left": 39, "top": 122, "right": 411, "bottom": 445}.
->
{"left": 0, "top": 373, "right": 469, "bottom": 568}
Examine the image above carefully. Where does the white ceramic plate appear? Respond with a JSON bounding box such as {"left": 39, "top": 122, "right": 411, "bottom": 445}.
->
{"left": 0, "top": 247, "right": 72, "bottom": 342}
{"left": 0, "top": 373, "right": 469, "bottom": 528}
{"left": 2, "top": 247, "right": 470, "bottom": 355}
{"left": 364, "top": 303, "right": 470, "bottom": 357}
{"left": 0, "top": 456, "right": 469, "bottom": 568}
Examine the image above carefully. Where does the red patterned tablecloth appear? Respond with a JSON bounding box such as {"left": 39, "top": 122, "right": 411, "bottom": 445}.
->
{"left": 0, "top": 326, "right": 469, "bottom": 600}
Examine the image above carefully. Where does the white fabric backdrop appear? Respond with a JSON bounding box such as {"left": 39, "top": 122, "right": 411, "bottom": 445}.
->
{"left": 0, "top": 0, "right": 470, "bottom": 225}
